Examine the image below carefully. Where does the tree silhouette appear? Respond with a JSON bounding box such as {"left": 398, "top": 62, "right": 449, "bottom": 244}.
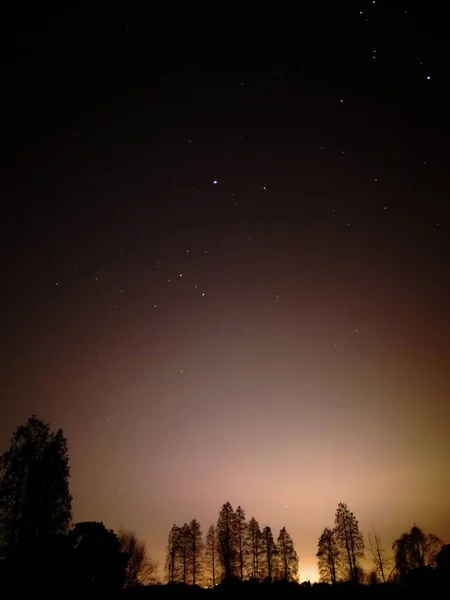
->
{"left": 435, "top": 544, "right": 450, "bottom": 581}
{"left": 261, "top": 525, "right": 277, "bottom": 580}
{"left": 317, "top": 526, "right": 339, "bottom": 584}
{"left": 179, "top": 523, "right": 191, "bottom": 584}
{"left": 334, "top": 502, "right": 364, "bottom": 582}
{"left": 277, "top": 527, "right": 298, "bottom": 581}
{"left": 0, "top": 416, "right": 72, "bottom": 563}
{"left": 205, "top": 524, "right": 217, "bottom": 587}
{"left": 246, "top": 517, "right": 263, "bottom": 580}
{"left": 188, "top": 518, "right": 203, "bottom": 586}
{"left": 393, "top": 525, "right": 442, "bottom": 582}
{"left": 216, "top": 502, "right": 236, "bottom": 580}
{"left": 71, "top": 521, "right": 127, "bottom": 591}
{"left": 367, "top": 569, "right": 380, "bottom": 585}
{"left": 367, "top": 528, "right": 393, "bottom": 582}
{"left": 234, "top": 505, "right": 247, "bottom": 581}
{"left": 118, "top": 529, "right": 157, "bottom": 587}
{"left": 165, "top": 524, "right": 181, "bottom": 583}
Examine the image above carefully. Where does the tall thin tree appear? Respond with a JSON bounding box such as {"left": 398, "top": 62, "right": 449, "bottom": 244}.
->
{"left": 334, "top": 502, "right": 364, "bottom": 582}
{"left": 234, "top": 505, "right": 247, "bottom": 581}
{"left": 188, "top": 518, "right": 203, "bottom": 585}
{"left": 165, "top": 524, "right": 180, "bottom": 583}
{"left": 205, "top": 525, "right": 217, "bottom": 587}
{"left": 317, "top": 527, "right": 340, "bottom": 584}
{"left": 179, "top": 523, "right": 191, "bottom": 584}
{"left": 261, "top": 526, "right": 277, "bottom": 580}
{"left": 216, "top": 502, "right": 236, "bottom": 580}
{"left": 277, "top": 527, "right": 298, "bottom": 581}
{"left": 246, "top": 517, "right": 263, "bottom": 580}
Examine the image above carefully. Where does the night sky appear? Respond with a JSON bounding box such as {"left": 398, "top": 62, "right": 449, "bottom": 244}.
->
{"left": 1, "top": 4, "right": 449, "bottom": 582}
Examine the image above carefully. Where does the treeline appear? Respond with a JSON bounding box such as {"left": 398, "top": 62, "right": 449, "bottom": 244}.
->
{"left": 0, "top": 416, "right": 156, "bottom": 593}
{"left": 316, "top": 502, "right": 449, "bottom": 587}
{"left": 1, "top": 415, "right": 450, "bottom": 596}
{"left": 165, "top": 503, "right": 298, "bottom": 586}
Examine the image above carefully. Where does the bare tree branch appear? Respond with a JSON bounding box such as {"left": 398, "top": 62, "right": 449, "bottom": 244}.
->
{"left": 367, "top": 528, "right": 392, "bottom": 583}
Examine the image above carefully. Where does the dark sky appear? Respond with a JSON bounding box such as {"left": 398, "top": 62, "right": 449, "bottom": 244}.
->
{"left": 1, "top": 3, "right": 449, "bottom": 582}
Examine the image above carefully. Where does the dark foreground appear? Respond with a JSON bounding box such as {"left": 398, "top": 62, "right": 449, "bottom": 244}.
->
{"left": 2, "top": 580, "right": 448, "bottom": 599}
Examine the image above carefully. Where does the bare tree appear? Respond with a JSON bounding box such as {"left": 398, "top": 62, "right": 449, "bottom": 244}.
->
{"left": 119, "top": 529, "right": 157, "bottom": 587}
{"left": 165, "top": 524, "right": 180, "bottom": 583}
{"left": 205, "top": 525, "right": 217, "bottom": 587}
{"left": 179, "top": 523, "right": 191, "bottom": 584}
{"left": 188, "top": 519, "right": 203, "bottom": 585}
{"left": 246, "top": 517, "right": 263, "bottom": 580}
{"left": 234, "top": 505, "right": 247, "bottom": 581}
{"left": 317, "top": 527, "right": 340, "bottom": 584}
{"left": 334, "top": 502, "right": 365, "bottom": 582}
{"left": 367, "top": 528, "right": 393, "bottom": 583}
